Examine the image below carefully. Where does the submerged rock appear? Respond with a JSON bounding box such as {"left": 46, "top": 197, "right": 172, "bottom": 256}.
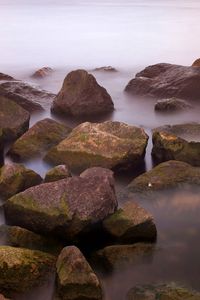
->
{"left": 56, "top": 246, "right": 102, "bottom": 300}
{"left": 126, "top": 283, "right": 200, "bottom": 300}
{"left": 0, "top": 80, "right": 55, "bottom": 112}
{"left": 0, "top": 96, "right": 30, "bottom": 140}
{"left": 125, "top": 63, "right": 200, "bottom": 100}
{"left": 45, "top": 121, "right": 148, "bottom": 172}
{"left": 31, "top": 67, "right": 53, "bottom": 79}
{"left": 0, "top": 246, "right": 55, "bottom": 293}
{"left": 192, "top": 58, "right": 200, "bottom": 67}
{"left": 44, "top": 165, "right": 72, "bottom": 183}
{"left": 103, "top": 201, "right": 157, "bottom": 243}
{"left": 8, "top": 118, "right": 71, "bottom": 160}
{"left": 51, "top": 69, "right": 114, "bottom": 117}
{"left": 152, "top": 123, "right": 200, "bottom": 166}
{"left": 5, "top": 175, "right": 117, "bottom": 241}
{"left": 154, "top": 97, "right": 192, "bottom": 112}
{"left": 0, "top": 163, "right": 42, "bottom": 200}
{"left": 128, "top": 160, "right": 200, "bottom": 192}
{"left": 93, "top": 66, "right": 117, "bottom": 72}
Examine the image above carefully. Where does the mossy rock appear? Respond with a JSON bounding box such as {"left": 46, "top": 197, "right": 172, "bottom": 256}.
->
{"left": 0, "top": 163, "right": 42, "bottom": 200}
{"left": 0, "top": 246, "right": 56, "bottom": 294}
{"left": 45, "top": 121, "right": 148, "bottom": 172}
{"left": 127, "top": 283, "right": 200, "bottom": 300}
{"left": 44, "top": 165, "right": 71, "bottom": 183}
{"left": 56, "top": 246, "right": 102, "bottom": 300}
{"left": 154, "top": 98, "right": 192, "bottom": 112}
{"left": 8, "top": 118, "right": 71, "bottom": 160}
{"left": 152, "top": 123, "right": 200, "bottom": 166}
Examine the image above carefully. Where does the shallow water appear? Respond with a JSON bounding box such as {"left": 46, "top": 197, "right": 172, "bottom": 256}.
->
{"left": 1, "top": 0, "right": 200, "bottom": 299}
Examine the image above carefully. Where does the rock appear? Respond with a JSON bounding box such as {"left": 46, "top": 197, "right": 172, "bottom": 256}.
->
{"left": 0, "top": 225, "right": 62, "bottom": 255}
{"left": 93, "top": 66, "right": 117, "bottom": 72}
{"left": 8, "top": 118, "right": 71, "bottom": 160}
{"left": 4, "top": 175, "right": 117, "bottom": 242}
{"left": 44, "top": 165, "right": 71, "bottom": 183}
{"left": 192, "top": 58, "right": 200, "bottom": 67}
{"left": 0, "top": 246, "right": 55, "bottom": 293}
{"left": 51, "top": 69, "right": 114, "bottom": 117}
{"left": 0, "top": 294, "right": 10, "bottom": 300}
{"left": 56, "top": 246, "right": 102, "bottom": 300}
{"left": 125, "top": 63, "right": 200, "bottom": 100}
{"left": 31, "top": 67, "right": 53, "bottom": 79}
{"left": 126, "top": 283, "right": 200, "bottom": 300}
{"left": 154, "top": 97, "right": 192, "bottom": 112}
{"left": 103, "top": 201, "right": 157, "bottom": 243}
{"left": 0, "top": 97, "right": 30, "bottom": 141}
{"left": 152, "top": 123, "right": 200, "bottom": 166}
{"left": 0, "top": 80, "right": 55, "bottom": 112}
{"left": 0, "top": 73, "right": 14, "bottom": 81}
{"left": 45, "top": 121, "right": 148, "bottom": 172}
{"left": 128, "top": 160, "right": 200, "bottom": 193}
{"left": 0, "top": 163, "right": 42, "bottom": 200}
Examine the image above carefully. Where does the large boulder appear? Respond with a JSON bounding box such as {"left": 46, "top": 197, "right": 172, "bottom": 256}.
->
{"left": 45, "top": 121, "right": 148, "bottom": 172}
{"left": 51, "top": 69, "right": 114, "bottom": 117}
{"left": 152, "top": 123, "right": 200, "bottom": 166}
{"left": 56, "top": 246, "right": 102, "bottom": 300}
{"left": 0, "top": 163, "right": 42, "bottom": 200}
{"left": 8, "top": 118, "right": 71, "bottom": 160}
{"left": 103, "top": 201, "right": 157, "bottom": 243}
{"left": 0, "top": 96, "right": 30, "bottom": 140}
{"left": 0, "top": 246, "right": 55, "bottom": 293}
{"left": 154, "top": 97, "right": 192, "bottom": 112}
{"left": 0, "top": 80, "right": 55, "bottom": 112}
{"left": 125, "top": 63, "right": 200, "bottom": 100}
{"left": 126, "top": 283, "right": 200, "bottom": 300}
{"left": 44, "top": 165, "right": 72, "bottom": 183}
{"left": 128, "top": 160, "right": 200, "bottom": 193}
{"left": 4, "top": 174, "right": 117, "bottom": 242}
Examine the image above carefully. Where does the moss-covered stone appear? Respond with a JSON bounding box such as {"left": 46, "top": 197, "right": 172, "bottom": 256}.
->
{"left": 154, "top": 98, "right": 192, "bottom": 112}
{"left": 152, "top": 123, "right": 200, "bottom": 166}
{"left": 0, "top": 246, "right": 56, "bottom": 294}
{"left": 8, "top": 118, "right": 71, "bottom": 160}
{"left": 103, "top": 201, "right": 157, "bottom": 243}
{"left": 127, "top": 283, "right": 200, "bottom": 300}
{"left": 44, "top": 165, "right": 71, "bottom": 183}
{"left": 0, "top": 163, "right": 42, "bottom": 200}
{"left": 45, "top": 121, "right": 148, "bottom": 172}
{"left": 56, "top": 246, "right": 102, "bottom": 300}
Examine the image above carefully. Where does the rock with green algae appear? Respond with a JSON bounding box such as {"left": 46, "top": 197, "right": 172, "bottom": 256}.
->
{"left": 103, "top": 201, "right": 157, "bottom": 243}
{"left": 152, "top": 123, "right": 200, "bottom": 166}
{"left": 4, "top": 174, "right": 117, "bottom": 242}
{"left": 44, "top": 165, "right": 71, "bottom": 183}
{"left": 0, "top": 96, "right": 30, "bottom": 140}
{"left": 128, "top": 160, "right": 200, "bottom": 193}
{"left": 55, "top": 246, "right": 102, "bottom": 300}
{"left": 8, "top": 118, "right": 71, "bottom": 160}
{"left": 45, "top": 121, "right": 148, "bottom": 172}
{"left": 0, "top": 225, "right": 62, "bottom": 255}
{"left": 51, "top": 69, "right": 114, "bottom": 117}
{"left": 126, "top": 283, "right": 200, "bottom": 300}
{"left": 0, "top": 163, "right": 42, "bottom": 200}
{"left": 0, "top": 246, "right": 56, "bottom": 294}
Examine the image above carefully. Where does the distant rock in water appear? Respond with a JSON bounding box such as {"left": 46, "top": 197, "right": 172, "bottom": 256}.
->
{"left": 51, "top": 69, "right": 114, "bottom": 117}
{"left": 192, "top": 58, "right": 200, "bottom": 67}
{"left": 0, "top": 72, "right": 15, "bottom": 81}
{"left": 31, "top": 67, "right": 53, "bottom": 79}
{"left": 152, "top": 123, "right": 200, "bottom": 166}
{"left": 125, "top": 63, "right": 200, "bottom": 100}
{"left": 44, "top": 164, "right": 72, "bottom": 183}
{"left": 154, "top": 97, "right": 192, "bottom": 112}
{"left": 93, "top": 66, "right": 118, "bottom": 72}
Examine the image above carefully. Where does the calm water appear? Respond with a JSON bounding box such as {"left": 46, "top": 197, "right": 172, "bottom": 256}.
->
{"left": 1, "top": 0, "right": 200, "bottom": 299}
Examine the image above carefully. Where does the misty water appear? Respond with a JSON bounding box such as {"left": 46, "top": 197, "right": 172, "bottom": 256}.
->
{"left": 0, "top": 0, "right": 200, "bottom": 299}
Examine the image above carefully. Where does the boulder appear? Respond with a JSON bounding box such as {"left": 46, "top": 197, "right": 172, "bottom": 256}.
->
{"left": 192, "top": 58, "right": 200, "bottom": 67}
{"left": 51, "top": 69, "right": 114, "bottom": 117}
{"left": 154, "top": 97, "right": 192, "bottom": 112}
{"left": 103, "top": 201, "right": 157, "bottom": 243}
{"left": 126, "top": 283, "right": 200, "bottom": 300}
{"left": 128, "top": 160, "right": 200, "bottom": 193}
{"left": 125, "top": 63, "right": 200, "bottom": 100}
{"left": 0, "top": 96, "right": 30, "bottom": 140}
{"left": 8, "top": 118, "right": 71, "bottom": 160}
{"left": 0, "top": 246, "right": 55, "bottom": 293}
{"left": 0, "top": 163, "right": 42, "bottom": 200}
{"left": 0, "top": 73, "right": 14, "bottom": 81}
{"left": 4, "top": 175, "right": 117, "bottom": 242}
{"left": 152, "top": 123, "right": 200, "bottom": 166}
{"left": 56, "top": 246, "right": 102, "bottom": 300}
{"left": 93, "top": 66, "right": 117, "bottom": 72}
{"left": 0, "top": 80, "right": 55, "bottom": 112}
{"left": 31, "top": 67, "right": 53, "bottom": 79}
{"left": 45, "top": 121, "right": 148, "bottom": 172}
{"left": 44, "top": 165, "right": 72, "bottom": 183}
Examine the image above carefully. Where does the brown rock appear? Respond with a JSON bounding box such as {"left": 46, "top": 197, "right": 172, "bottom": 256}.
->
{"left": 31, "top": 67, "right": 53, "bottom": 79}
